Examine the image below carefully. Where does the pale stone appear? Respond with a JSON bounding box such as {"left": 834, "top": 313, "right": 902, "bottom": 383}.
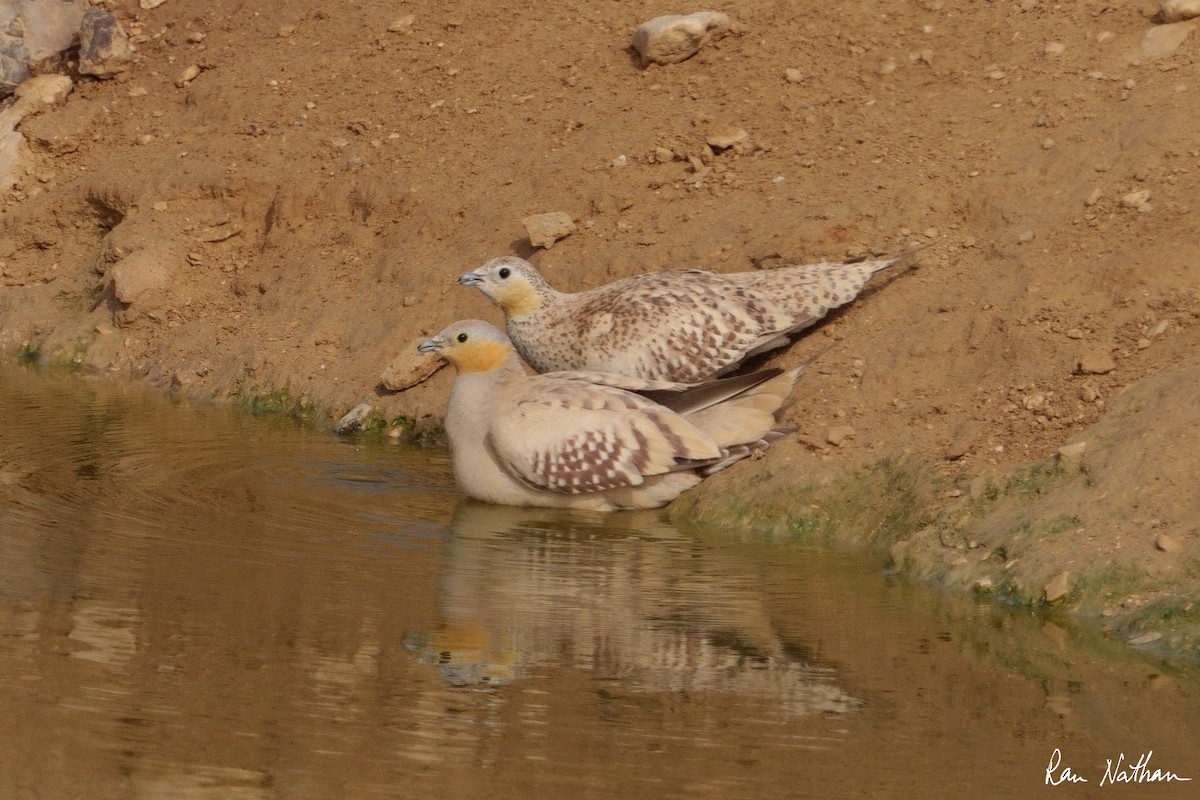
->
{"left": 1043, "top": 571, "right": 1070, "bottom": 603}
{"left": 825, "top": 424, "right": 856, "bottom": 447}
{"left": 522, "top": 211, "right": 576, "bottom": 249}
{"left": 706, "top": 125, "right": 750, "bottom": 153}
{"left": 1075, "top": 350, "right": 1116, "bottom": 375}
{"left": 1161, "top": 0, "right": 1200, "bottom": 23}
{"left": 79, "top": 7, "right": 135, "bottom": 78}
{"left": 1141, "top": 21, "right": 1196, "bottom": 59}
{"left": 1121, "top": 189, "right": 1152, "bottom": 208}
{"left": 109, "top": 249, "right": 174, "bottom": 306}
{"left": 631, "top": 12, "right": 733, "bottom": 67}
{"left": 379, "top": 338, "right": 445, "bottom": 391}
{"left": 13, "top": 74, "right": 73, "bottom": 107}
{"left": 176, "top": 64, "right": 201, "bottom": 88}
{"left": 1155, "top": 533, "right": 1181, "bottom": 552}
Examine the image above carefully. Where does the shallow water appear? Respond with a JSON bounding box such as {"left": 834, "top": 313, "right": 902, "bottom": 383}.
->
{"left": 1, "top": 365, "right": 1198, "bottom": 799}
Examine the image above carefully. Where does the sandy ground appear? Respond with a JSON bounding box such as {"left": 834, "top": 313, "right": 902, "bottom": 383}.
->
{"left": 1, "top": 0, "right": 1198, "bottom": 654}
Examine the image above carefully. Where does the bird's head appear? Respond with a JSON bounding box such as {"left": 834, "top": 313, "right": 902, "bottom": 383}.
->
{"left": 418, "top": 319, "right": 515, "bottom": 373}
{"left": 458, "top": 256, "right": 550, "bottom": 317}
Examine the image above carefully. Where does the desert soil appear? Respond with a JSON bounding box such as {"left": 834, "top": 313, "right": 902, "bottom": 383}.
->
{"left": 1, "top": 0, "right": 1198, "bottom": 655}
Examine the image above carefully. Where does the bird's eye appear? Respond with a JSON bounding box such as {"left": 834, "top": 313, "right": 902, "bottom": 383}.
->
{"left": 498, "top": 267, "right": 511, "bottom": 279}
{"left": 456, "top": 332, "right": 469, "bottom": 343}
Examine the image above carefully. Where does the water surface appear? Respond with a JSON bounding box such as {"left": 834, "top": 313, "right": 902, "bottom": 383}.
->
{"left": 1, "top": 365, "right": 1197, "bottom": 798}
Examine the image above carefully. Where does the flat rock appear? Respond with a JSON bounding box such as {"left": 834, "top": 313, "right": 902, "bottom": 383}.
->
{"left": 1043, "top": 571, "right": 1070, "bottom": 603}
{"left": 1155, "top": 532, "right": 1181, "bottom": 552}
{"left": 13, "top": 74, "right": 73, "bottom": 107}
{"left": 1075, "top": 350, "right": 1116, "bottom": 375}
{"left": 825, "top": 424, "right": 856, "bottom": 447}
{"left": 632, "top": 12, "right": 733, "bottom": 68}
{"left": 333, "top": 402, "right": 373, "bottom": 434}
{"left": 109, "top": 247, "right": 175, "bottom": 306}
{"left": 79, "top": 7, "right": 134, "bottom": 78}
{"left": 1161, "top": 0, "right": 1200, "bottom": 23}
{"left": 11, "top": 0, "right": 88, "bottom": 63}
{"left": 379, "top": 337, "right": 445, "bottom": 391}
{"left": 706, "top": 125, "right": 751, "bottom": 154}
{"left": 522, "top": 211, "right": 576, "bottom": 249}
{"left": 1140, "top": 20, "right": 1196, "bottom": 59}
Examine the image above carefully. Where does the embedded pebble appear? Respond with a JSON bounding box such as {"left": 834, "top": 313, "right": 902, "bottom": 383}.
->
{"left": 1155, "top": 533, "right": 1181, "bottom": 552}
{"left": 1129, "top": 631, "right": 1163, "bottom": 646}
{"left": 1044, "top": 571, "right": 1070, "bottom": 603}
{"left": 1120, "top": 189, "right": 1151, "bottom": 209}
{"left": 333, "top": 402, "right": 373, "bottom": 434}
{"left": 379, "top": 337, "right": 446, "bottom": 391}
{"left": 389, "top": 15, "right": 416, "bottom": 33}
{"left": 1066, "top": 328, "right": 1084, "bottom": 339}
{"left": 1096, "top": 31, "right": 1116, "bottom": 45}
{"left": 140, "top": 0, "right": 170, "bottom": 8}
{"left": 1079, "top": 384, "right": 1100, "bottom": 403}
{"left": 1044, "top": 42, "right": 1066, "bottom": 56}
{"left": 1018, "top": 229, "right": 1035, "bottom": 243}
{"left": 13, "top": 75, "right": 74, "bottom": 107}
{"left": 632, "top": 11, "right": 733, "bottom": 67}
{"left": 825, "top": 424, "right": 856, "bottom": 447}
{"left": 1160, "top": 0, "right": 1200, "bottom": 23}
{"left": 1141, "top": 21, "right": 1195, "bottom": 59}
{"left": 1084, "top": 188, "right": 1103, "bottom": 206}
{"left": 1148, "top": 319, "right": 1170, "bottom": 337}
{"left": 784, "top": 68, "right": 804, "bottom": 84}
{"left": 1076, "top": 350, "right": 1116, "bottom": 375}
{"left": 1056, "top": 441, "right": 1088, "bottom": 470}
{"left": 522, "top": 211, "right": 576, "bottom": 249}
{"left": 176, "top": 64, "right": 201, "bottom": 88}
{"left": 706, "top": 125, "right": 751, "bottom": 154}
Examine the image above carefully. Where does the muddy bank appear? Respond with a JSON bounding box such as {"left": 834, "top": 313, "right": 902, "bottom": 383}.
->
{"left": 1, "top": 1, "right": 1198, "bottom": 655}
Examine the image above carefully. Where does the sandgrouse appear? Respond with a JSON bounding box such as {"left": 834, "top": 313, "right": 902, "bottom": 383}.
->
{"left": 418, "top": 320, "right": 801, "bottom": 511}
{"left": 459, "top": 253, "right": 909, "bottom": 383}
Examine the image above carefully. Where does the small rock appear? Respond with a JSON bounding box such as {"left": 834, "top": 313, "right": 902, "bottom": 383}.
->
{"left": 176, "top": 64, "right": 201, "bottom": 88}
{"left": 1137, "top": 337, "right": 1152, "bottom": 350}
{"left": 1056, "top": 441, "right": 1088, "bottom": 470}
{"left": 141, "top": 0, "right": 170, "bottom": 8}
{"left": 334, "top": 402, "right": 373, "bottom": 434}
{"left": 1041, "top": 137, "right": 1055, "bottom": 150}
{"left": 1017, "top": 229, "right": 1035, "bottom": 243}
{"left": 128, "top": 85, "right": 148, "bottom": 98}
{"left": 78, "top": 7, "right": 134, "bottom": 78}
{"left": 706, "top": 125, "right": 750, "bottom": 154}
{"left": 1129, "top": 631, "right": 1162, "bottom": 646}
{"left": 1085, "top": 187, "right": 1103, "bottom": 206}
{"left": 1096, "top": 31, "right": 1116, "bottom": 44}
{"left": 878, "top": 59, "right": 899, "bottom": 75}
{"left": 631, "top": 11, "right": 733, "bottom": 68}
{"left": 1160, "top": 0, "right": 1200, "bottom": 23}
{"left": 784, "top": 68, "right": 804, "bottom": 83}
{"left": 1155, "top": 533, "right": 1181, "bottom": 552}
{"left": 1075, "top": 350, "right": 1116, "bottom": 375}
{"left": 1148, "top": 319, "right": 1169, "bottom": 338}
{"left": 825, "top": 424, "right": 856, "bottom": 447}
{"left": 13, "top": 75, "right": 73, "bottom": 107}
{"left": 187, "top": 31, "right": 206, "bottom": 43}
{"left": 1043, "top": 571, "right": 1070, "bottom": 603}
{"left": 1044, "top": 41, "right": 1066, "bottom": 56}
{"left": 277, "top": 25, "right": 296, "bottom": 39}
{"left": 1066, "top": 328, "right": 1084, "bottom": 339}
{"left": 522, "top": 211, "right": 576, "bottom": 249}
{"left": 1141, "top": 21, "right": 1195, "bottom": 59}
{"left": 378, "top": 337, "right": 446, "bottom": 392}
{"left": 653, "top": 146, "right": 674, "bottom": 163}
{"left": 944, "top": 431, "right": 974, "bottom": 461}
{"left": 1079, "top": 384, "right": 1100, "bottom": 403}
{"left": 388, "top": 15, "right": 416, "bottom": 33}
{"left": 109, "top": 248, "right": 175, "bottom": 308}
{"left": 1121, "top": 189, "right": 1152, "bottom": 208}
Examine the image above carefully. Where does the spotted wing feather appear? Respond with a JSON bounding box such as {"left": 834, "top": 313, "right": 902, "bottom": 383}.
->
{"left": 486, "top": 379, "right": 721, "bottom": 495}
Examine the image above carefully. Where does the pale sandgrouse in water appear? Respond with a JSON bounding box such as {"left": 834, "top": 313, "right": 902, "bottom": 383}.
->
{"left": 418, "top": 320, "right": 801, "bottom": 511}
{"left": 459, "top": 253, "right": 910, "bottom": 383}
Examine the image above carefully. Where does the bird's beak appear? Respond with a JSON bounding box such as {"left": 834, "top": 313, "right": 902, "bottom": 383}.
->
{"left": 458, "top": 271, "right": 484, "bottom": 287}
{"left": 417, "top": 337, "right": 442, "bottom": 355}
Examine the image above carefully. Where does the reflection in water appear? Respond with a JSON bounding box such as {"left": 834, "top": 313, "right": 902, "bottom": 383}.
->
{"left": 2, "top": 365, "right": 1200, "bottom": 799}
{"left": 410, "top": 503, "right": 859, "bottom": 722}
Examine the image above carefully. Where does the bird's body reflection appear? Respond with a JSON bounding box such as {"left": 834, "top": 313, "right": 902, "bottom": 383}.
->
{"left": 407, "top": 502, "right": 860, "bottom": 717}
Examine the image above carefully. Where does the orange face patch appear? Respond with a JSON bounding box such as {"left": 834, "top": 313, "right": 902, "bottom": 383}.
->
{"left": 448, "top": 338, "right": 513, "bottom": 373}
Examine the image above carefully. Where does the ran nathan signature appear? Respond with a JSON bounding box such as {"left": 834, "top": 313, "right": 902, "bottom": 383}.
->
{"left": 1046, "top": 748, "right": 1192, "bottom": 786}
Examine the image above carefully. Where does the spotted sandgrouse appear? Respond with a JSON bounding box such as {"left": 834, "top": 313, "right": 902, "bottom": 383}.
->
{"left": 418, "top": 320, "right": 800, "bottom": 511}
{"left": 459, "top": 253, "right": 909, "bottom": 382}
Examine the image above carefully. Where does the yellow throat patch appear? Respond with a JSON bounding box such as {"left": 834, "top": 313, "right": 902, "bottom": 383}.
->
{"left": 493, "top": 281, "right": 543, "bottom": 317}
{"left": 449, "top": 338, "right": 513, "bottom": 373}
